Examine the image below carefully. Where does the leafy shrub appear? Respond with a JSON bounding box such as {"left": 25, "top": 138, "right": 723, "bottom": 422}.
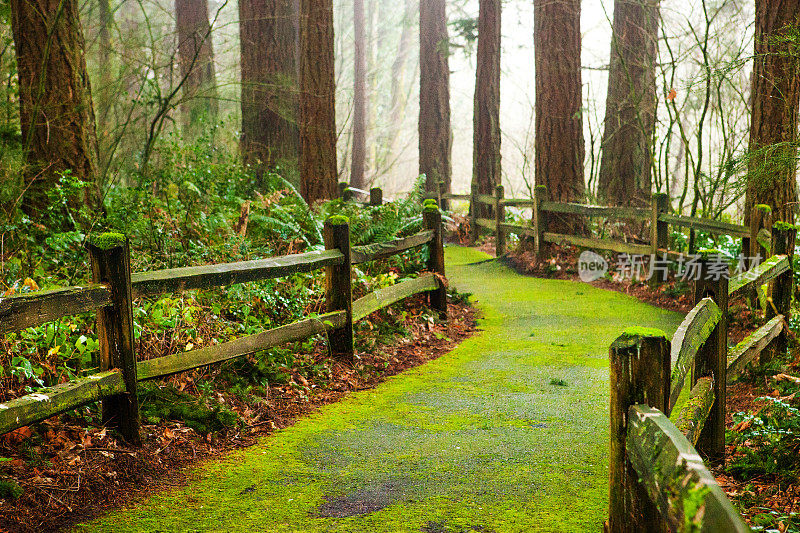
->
{"left": 727, "top": 397, "right": 800, "bottom": 480}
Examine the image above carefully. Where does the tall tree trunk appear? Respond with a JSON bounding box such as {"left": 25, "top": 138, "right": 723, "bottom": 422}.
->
{"left": 597, "top": 0, "right": 659, "bottom": 207}
{"left": 534, "top": 0, "right": 584, "bottom": 230}
{"left": 299, "top": 0, "right": 337, "bottom": 203}
{"left": 419, "top": 0, "right": 451, "bottom": 199}
{"left": 9, "top": 0, "right": 101, "bottom": 224}
{"left": 745, "top": 0, "right": 800, "bottom": 226}
{"left": 473, "top": 0, "right": 501, "bottom": 218}
{"left": 97, "top": 0, "right": 113, "bottom": 134}
{"left": 351, "top": 0, "right": 367, "bottom": 189}
{"left": 381, "top": 0, "right": 416, "bottom": 164}
{"left": 239, "top": 0, "right": 299, "bottom": 179}
{"left": 175, "top": 0, "right": 218, "bottom": 138}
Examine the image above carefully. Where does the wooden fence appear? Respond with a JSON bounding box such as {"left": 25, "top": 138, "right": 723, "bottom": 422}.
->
{"left": 443, "top": 186, "right": 760, "bottom": 260}
{"left": 605, "top": 222, "right": 795, "bottom": 531}
{"left": 0, "top": 204, "right": 446, "bottom": 445}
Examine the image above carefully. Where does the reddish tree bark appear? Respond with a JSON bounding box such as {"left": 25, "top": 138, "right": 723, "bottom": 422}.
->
{"left": 299, "top": 0, "right": 337, "bottom": 203}
{"left": 534, "top": 0, "right": 584, "bottom": 229}
{"left": 175, "top": 0, "right": 218, "bottom": 137}
{"left": 745, "top": 0, "right": 800, "bottom": 226}
{"left": 473, "top": 0, "right": 501, "bottom": 218}
{"left": 9, "top": 0, "right": 101, "bottom": 223}
{"left": 419, "top": 0, "right": 451, "bottom": 199}
{"left": 239, "top": 0, "right": 299, "bottom": 177}
{"left": 351, "top": 0, "right": 367, "bottom": 189}
{"left": 598, "top": 0, "right": 659, "bottom": 206}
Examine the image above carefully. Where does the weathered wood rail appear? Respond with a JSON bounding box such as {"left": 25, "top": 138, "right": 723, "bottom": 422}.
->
{"left": 443, "top": 186, "right": 754, "bottom": 260}
{"left": 0, "top": 201, "right": 447, "bottom": 444}
{"left": 606, "top": 222, "right": 796, "bottom": 532}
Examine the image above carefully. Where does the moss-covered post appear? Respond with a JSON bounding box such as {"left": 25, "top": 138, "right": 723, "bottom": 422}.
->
{"left": 495, "top": 184, "right": 506, "bottom": 256}
{"left": 437, "top": 179, "right": 447, "bottom": 211}
{"left": 469, "top": 181, "right": 479, "bottom": 245}
{"left": 649, "top": 193, "right": 669, "bottom": 283}
{"left": 88, "top": 233, "right": 141, "bottom": 445}
{"left": 337, "top": 181, "right": 348, "bottom": 200}
{"left": 692, "top": 252, "right": 728, "bottom": 461}
{"left": 766, "top": 222, "right": 796, "bottom": 363}
{"left": 323, "top": 217, "right": 354, "bottom": 359}
{"left": 423, "top": 201, "right": 447, "bottom": 319}
{"left": 369, "top": 187, "right": 383, "bottom": 206}
{"left": 608, "top": 328, "right": 670, "bottom": 533}
{"left": 750, "top": 204, "right": 772, "bottom": 261}
{"left": 534, "top": 185, "right": 548, "bottom": 260}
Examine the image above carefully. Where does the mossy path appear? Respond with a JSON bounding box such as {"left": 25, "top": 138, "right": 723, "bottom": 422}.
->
{"left": 77, "top": 247, "right": 682, "bottom": 533}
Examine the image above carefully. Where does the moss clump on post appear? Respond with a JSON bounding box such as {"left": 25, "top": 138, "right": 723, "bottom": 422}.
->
{"left": 89, "top": 232, "right": 126, "bottom": 250}
{"left": 326, "top": 215, "right": 349, "bottom": 226}
{"left": 423, "top": 199, "right": 439, "bottom": 213}
{"left": 651, "top": 192, "right": 668, "bottom": 200}
{"left": 773, "top": 221, "right": 799, "bottom": 231}
{"left": 755, "top": 204, "right": 772, "bottom": 214}
{"left": 620, "top": 326, "right": 667, "bottom": 339}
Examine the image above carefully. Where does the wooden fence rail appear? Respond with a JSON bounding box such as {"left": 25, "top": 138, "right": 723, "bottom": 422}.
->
{"left": 0, "top": 201, "right": 447, "bottom": 444}
{"left": 607, "top": 222, "right": 797, "bottom": 531}
{"left": 444, "top": 186, "right": 757, "bottom": 261}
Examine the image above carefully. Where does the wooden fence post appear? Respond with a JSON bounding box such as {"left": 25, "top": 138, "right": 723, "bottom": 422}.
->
{"left": 88, "top": 233, "right": 141, "bottom": 445}
{"left": 338, "top": 181, "right": 348, "bottom": 200}
{"left": 608, "top": 329, "right": 670, "bottom": 533}
{"left": 323, "top": 217, "right": 354, "bottom": 359}
{"left": 370, "top": 187, "right": 383, "bottom": 206}
{"left": 423, "top": 203, "right": 447, "bottom": 319}
{"left": 495, "top": 184, "right": 506, "bottom": 257}
{"left": 534, "top": 185, "right": 548, "bottom": 260}
{"left": 749, "top": 204, "right": 772, "bottom": 261}
{"left": 437, "top": 179, "right": 446, "bottom": 211}
{"left": 650, "top": 193, "right": 669, "bottom": 285}
{"left": 692, "top": 255, "right": 728, "bottom": 461}
{"left": 469, "top": 182, "right": 479, "bottom": 245}
{"left": 766, "top": 222, "right": 796, "bottom": 363}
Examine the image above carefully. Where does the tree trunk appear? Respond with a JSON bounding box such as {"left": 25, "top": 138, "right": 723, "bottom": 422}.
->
{"left": 175, "top": 0, "right": 218, "bottom": 138}
{"left": 351, "top": 0, "right": 367, "bottom": 189}
{"left": 381, "top": 0, "right": 416, "bottom": 165}
{"left": 597, "top": 0, "right": 659, "bottom": 207}
{"left": 299, "top": 0, "right": 337, "bottom": 204}
{"left": 9, "top": 0, "right": 101, "bottom": 224}
{"left": 745, "top": 0, "right": 800, "bottom": 226}
{"left": 239, "top": 0, "right": 299, "bottom": 178}
{"left": 97, "top": 0, "right": 113, "bottom": 136}
{"left": 473, "top": 0, "right": 501, "bottom": 219}
{"left": 534, "top": 0, "right": 584, "bottom": 231}
{"left": 419, "top": 0, "right": 451, "bottom": 200}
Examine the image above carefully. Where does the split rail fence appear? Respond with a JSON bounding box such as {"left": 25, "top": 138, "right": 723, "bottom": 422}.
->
{"left": 0, "top": 203, "right": 446, "bottom": 445}
{"left": 604, "top": 222, "right": 795, "bottom": 531}
{"left": 443, "top": 185, "right": 763, "bottom": 262}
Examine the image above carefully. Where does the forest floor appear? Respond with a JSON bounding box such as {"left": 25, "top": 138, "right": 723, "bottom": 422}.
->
{"left": 75, "top": 246, "right": 681, "bottom": 532}
{"left": 0, "top": 296, "right": 477, "bottom": 533}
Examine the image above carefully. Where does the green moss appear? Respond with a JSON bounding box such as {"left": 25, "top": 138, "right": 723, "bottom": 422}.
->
{"left": 621, "top": 326, "right": 667, "bottom": 339}
{"left": 0, "top": 479, "right": 22, "bottom": 500}
{"left": 756, "top": 204, "right": 772, "bottom": 214}
{"left": 78, "top": 246, "right": 681, "bottom": 533}
{"left": 651, "top": 192, "right": 669, "bottom": 199}
{"left": 327, "top": 215, "right": 350, "bottom": 226}
{"left": 89, "top": 232, "right": 126, "bottom": 250}
{"left": 773, "top": 221, "right": 799, "bottom": 231}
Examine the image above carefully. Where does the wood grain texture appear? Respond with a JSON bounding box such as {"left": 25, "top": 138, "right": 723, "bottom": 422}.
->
{"left": 0, "top": 284, "right": 112, "bottom": 335}
{"left": 475, "top": 218, "right": 497, "bottom": 230}
{"left": 674, "top": 377, "right": 714, "bottom": 447}
{"left": 668, "top": 298, "right": 721, "bottom": 412}
{"left": 0, "top": 371, "right": 125, "bottom": 435}
{"left": 658, "top": 214, "right": 749, "bottom": 237}
{"left": 540, "top": 201, "right": 650, "bottom": 221}
{"left": 137, "top": 311, "right": 347, "bottom": 381}
{"left": 543, "top": 232, "right": 651, "bottom": 255}
{"left": 627, "top": 405, "right": 750, "bottom": 532}
{"left": 727, "top": 315, "right": 783, "bottom": 381}
{"left": 130, "top": 249, "right": 345, "bottom": 299}
{"left": 350, "top": 231, "right": 434, "bottom": 264}
{"left": 728, "top": 254, "right": 789, "bottom": 297}
{"left": 352, "top": 273, "right": 438, "bottom": 322}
